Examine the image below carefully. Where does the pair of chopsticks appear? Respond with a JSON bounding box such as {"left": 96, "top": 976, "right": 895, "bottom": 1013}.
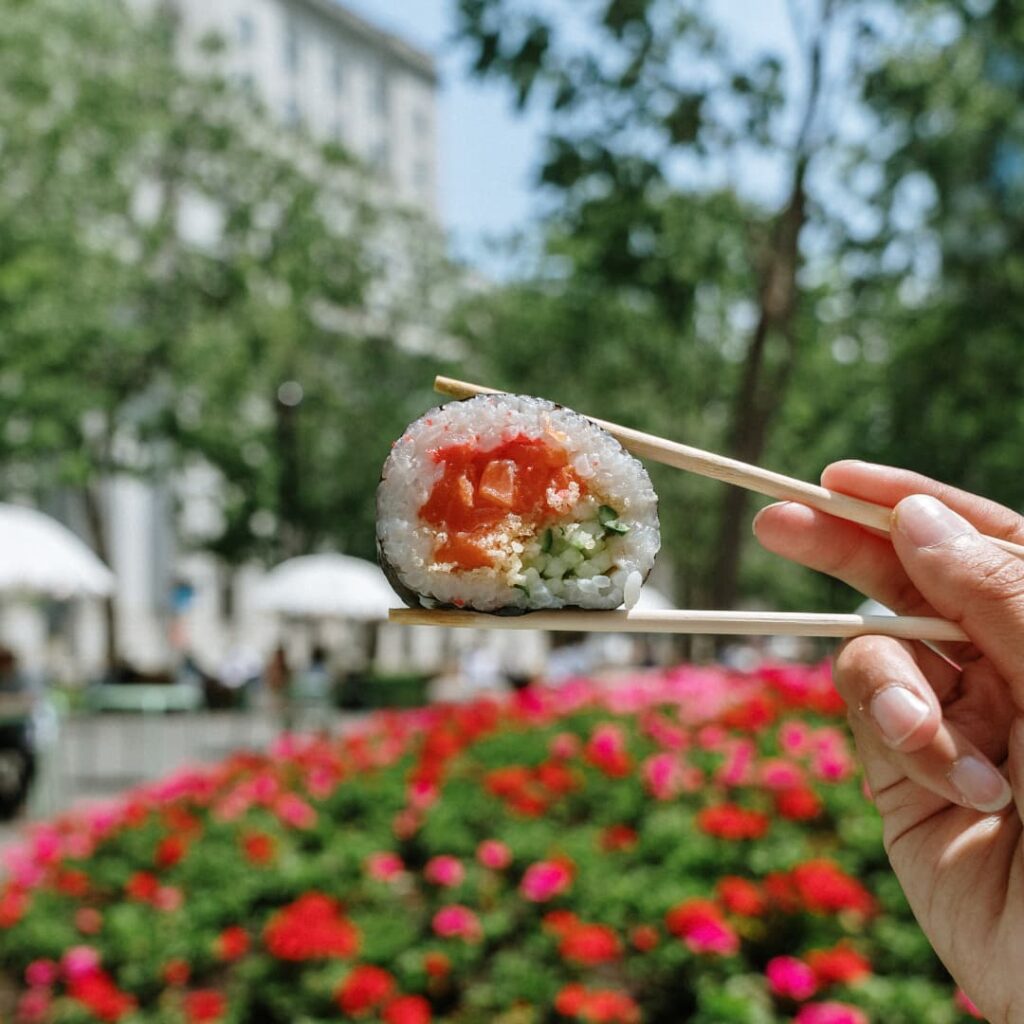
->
{"left": 388, "top": 376, "right": 1022, "bottom": 643}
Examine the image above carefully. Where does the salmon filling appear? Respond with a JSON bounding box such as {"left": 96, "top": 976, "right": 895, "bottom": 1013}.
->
{"left": 419, "top": 435, "right": 588, "bottom": 571}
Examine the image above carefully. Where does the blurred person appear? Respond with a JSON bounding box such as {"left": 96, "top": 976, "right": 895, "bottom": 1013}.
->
{"left": 754, "top": 461, "right": 1024, "bottom": 1022}
{"left": 265, "top": 644, "right": 293, "bottom": 732}
{"left": 0, "top": 646, "right": 37, "bottom": 819}
{"left": 292, "top": 645, "right": 335, "bottom": 732}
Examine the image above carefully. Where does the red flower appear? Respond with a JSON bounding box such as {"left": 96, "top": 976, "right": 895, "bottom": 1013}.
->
{"left": 215, "top": 926, "right": 249, "bottom": 962}
{"left": 600, "top": 825, "right": 638, "bottom": 852}
{"left": 555, "top": 983, "right": 589, "bottom": 1016}
{"left": 775, "top": 787, "right": 823, "bottom": 821}
{"left": 722, "top": 693, "right": 776, "bottom": 731}
{"left": 155, "top": 835, "right": 188, "bottom": 869}
{"left": 537, "top": 760, "right": 578, "bottom": 795}
{"left": 75, "top": 907, "right": 103, "bottom": 935}
{"left": 0, "top": 887, "right": 27, "bottom": 928}
{"left": 423, "top": 952, "right": 450, "bottom": 978}
{"left": 126, "top": 872, "right": 160, "bottom": 903}
{"left": 716, "top": 877, "right": 766, "bottom": 917}
{"left": 383, "top": 995, "right": 432, "bottom": 1024}
{"left": 162, "top": 958, "right": 190, "bottom": 986}
{"left": 543, "top": 910, "right": 580, "bottom": 936}
{"left": 555, "top": 983, "right": 640, "bottom": 1023}
{"left": 664, "top": 899, "right": 739, "bottom": 956}
{"left": 68, "top": 969, "right": 137, "bottom": 1022}
{"left": 696, "top": 803, "right": 769, "bottom": 841}
{"left": 559, "top": 923, "right": 622, "bottom": 965}
{"left": 630, "top": 925, "right": 659, "bottom": 952}
{"left": 183, "top": 989, "right": 227, "bottom": 1024}
{"left": 56, "top": 869, "right": 90, "bottom": 898}
{"left": 484, "top": 766, "right": 532, "bottom": 798}
{"left": 806, "top": 944, "right": 872, "bottom": 986}
{"left": 790, "top": 860, "right": 874, "bottom": 916}
{"left": 336, "top": 965, "right": 396, "bottom": 1015}
{"left": 241, "top": 832, "right": 276, "bottom": 865}
{"left": 264, "top": 893, "right": 360, "bottom": 960}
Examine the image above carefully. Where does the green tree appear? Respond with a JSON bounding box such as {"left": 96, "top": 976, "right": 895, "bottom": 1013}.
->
{"left": 0, "top": 0, "right": 452, "bottom": 662}
{"left": 453, "top": 0, "right": 861, "bottom": 609}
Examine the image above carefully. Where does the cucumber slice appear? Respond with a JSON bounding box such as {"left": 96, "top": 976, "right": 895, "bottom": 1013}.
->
{"left": 540, "top": 528, "right": 554, "bottom": 554}
{"left": 598, "top": 505, "right": 630, "bottom": 536}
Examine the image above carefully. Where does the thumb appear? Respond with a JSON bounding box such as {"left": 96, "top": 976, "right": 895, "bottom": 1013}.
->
{"left": 892, "top": 493, "right": 1024, "bottom": 702}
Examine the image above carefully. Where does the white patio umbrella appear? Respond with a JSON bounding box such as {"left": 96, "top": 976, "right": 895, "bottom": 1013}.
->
{"left": 632, "top": 584, "right": 673, "bottom": 611}
{"left": 253, "top": 553, "right": 400, "bottom": 621}
{"left": 0, "top": 503, "right": 114, "bottom": 598}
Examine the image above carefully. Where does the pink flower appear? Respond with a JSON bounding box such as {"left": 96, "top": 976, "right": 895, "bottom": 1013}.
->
{"left": 955, "top": 989, "right": 985, "bottom": 1019}
{"left": 794, "top": 1001, "right": 869, "bottom": 1024}
{"left": 62, "top": 946, "right": 101, "bottom": 980}
{"left": 683, "top": 916, "right": 739, "bottom": 955}
{"left": 477, "top": 839, "right": 512, "bottom": 870}
{"left": 759, "top": 758, "right": 805, "bottom": 790}
{"left": 696, "top": 724, "right": 728, "bottom": 750}
{"left": 25, "top": 958, "right": 59, "bottom": 987}
{"left": 665, "top": 900, "right": 739, "bottom": 956}
{"left": 643, "top": 753, "right": 683, "bottom": 800}
{"left": 766, "top": 956, "right": 818, "bottom": 1001}
{"left": 716, "top": 738, "right": 756, "bottom": 786}
{"left": 779, "top": 721, "right": 811, "bottom": 756}
{"left": 424, "top": 855, "right": 465, "bottom": 887}
{"left": 17, "top": 989, "right": 51, "bottom": 1023}
{"left": 432, "top": 904, "right": 481, "bottom": 941}
{"left": 366, "top": 852, "right": 404, "bottom": 882}
{"left": 154, "top": 885, "right": 183, "bottom": 912}
{"left": 549, "top": 732, "right": 580, "bottom": 759}
{"left": 275, "top": 794, "right": 317, "bottom": 829}
{"left": 408, "top": 779, "right": 439, "bottom": 810}
{"left": 520, "top": 860, "right": 573, "bottom": 902}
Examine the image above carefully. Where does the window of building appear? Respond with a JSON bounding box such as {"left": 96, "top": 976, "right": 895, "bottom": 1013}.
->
{"left": 284, "top": 97, "right": 303, "bottom": 128}
{"left": 371, "top": 70, "right": 389, "bottom": 117}
{"left": 413, "top": 109, "right": 430, "bottom": 138}
{"left": 370, "top": 139, "right": 391, "bottom": 176}
{"left": 414, "top": 159, "right": 431, "bottom": 190}
{"left": 237, "top": 13, "right": 256, "bottom": 46}
{"left": 331, "top": 52, "right": 345, "bottom": 95}
{"left": 284, "top": 19, "right": 301, "bottom": 74}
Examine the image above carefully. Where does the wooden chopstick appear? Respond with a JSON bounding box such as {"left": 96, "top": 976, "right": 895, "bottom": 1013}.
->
{"left": 390, "top": 607, "right": 968, "bottom": 643}
{"left": 434, "top": 376, "right": 1024, "bottom": 560}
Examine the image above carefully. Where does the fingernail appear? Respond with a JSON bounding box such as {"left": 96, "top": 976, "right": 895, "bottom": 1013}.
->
{"left": 752, "top": 504, "right": 785, "bottom": 537}
{"left": 893, "top": 495, "right": 974, "bottom": 549}
{"left": 948, "top": 756, "right": 1012, "bottom": 812}
{"left": 870, "top": 686, "right": 930, "bottom": 748}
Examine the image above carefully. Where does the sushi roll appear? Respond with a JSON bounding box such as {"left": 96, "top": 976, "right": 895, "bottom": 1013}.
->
{"left": 377, "top": 393, "right": 660, "bottom": 613}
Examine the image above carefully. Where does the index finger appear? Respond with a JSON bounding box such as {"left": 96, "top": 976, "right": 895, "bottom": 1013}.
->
{"left": 822, "top": 461, "right": 1024, "bottom": 546}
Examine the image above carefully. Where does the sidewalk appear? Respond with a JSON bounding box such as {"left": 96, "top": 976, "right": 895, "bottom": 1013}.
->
{"left": 0, "top": 708, "right": 312, "bottom": 855}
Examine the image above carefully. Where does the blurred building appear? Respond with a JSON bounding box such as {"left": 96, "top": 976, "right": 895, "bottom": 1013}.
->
{"left": 34, "top": 1, "right": 443, "bottom": 678}
{"left": 157, "top": 0, "right": 439, "bottom": 216}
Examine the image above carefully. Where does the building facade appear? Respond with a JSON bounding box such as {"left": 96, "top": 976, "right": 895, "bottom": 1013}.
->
{"left": 94, "top": 1, "right": 442, "bottom": 677}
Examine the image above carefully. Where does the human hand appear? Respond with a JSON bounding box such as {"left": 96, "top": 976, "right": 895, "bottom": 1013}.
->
{"left": 754, "top": 461, "right": 1024, "bottom": 1022}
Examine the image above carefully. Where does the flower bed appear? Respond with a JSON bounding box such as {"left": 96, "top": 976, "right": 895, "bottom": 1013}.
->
{"left": 0, "top": 664, "right": 982, "bottom": 1023}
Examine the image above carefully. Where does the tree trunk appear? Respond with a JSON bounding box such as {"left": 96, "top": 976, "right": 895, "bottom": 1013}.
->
{"left": 82, "top": 482, "right": 118, "bottom": 673}
{"left": 708, "top": 163, "right": 808, "bottom": 610}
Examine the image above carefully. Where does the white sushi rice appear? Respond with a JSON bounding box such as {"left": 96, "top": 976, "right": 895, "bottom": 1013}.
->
{"left": 377, "top": 394, "right": 660, "bottom": 613}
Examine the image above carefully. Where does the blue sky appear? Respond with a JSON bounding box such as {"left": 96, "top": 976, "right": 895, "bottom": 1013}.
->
{"left": 344, "top": 1, "right": 800, "bottom": 268}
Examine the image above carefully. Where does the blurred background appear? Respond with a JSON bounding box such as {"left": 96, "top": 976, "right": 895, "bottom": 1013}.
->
{"left": 1, "top": 0, "right": 1022, "bottom": 823}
